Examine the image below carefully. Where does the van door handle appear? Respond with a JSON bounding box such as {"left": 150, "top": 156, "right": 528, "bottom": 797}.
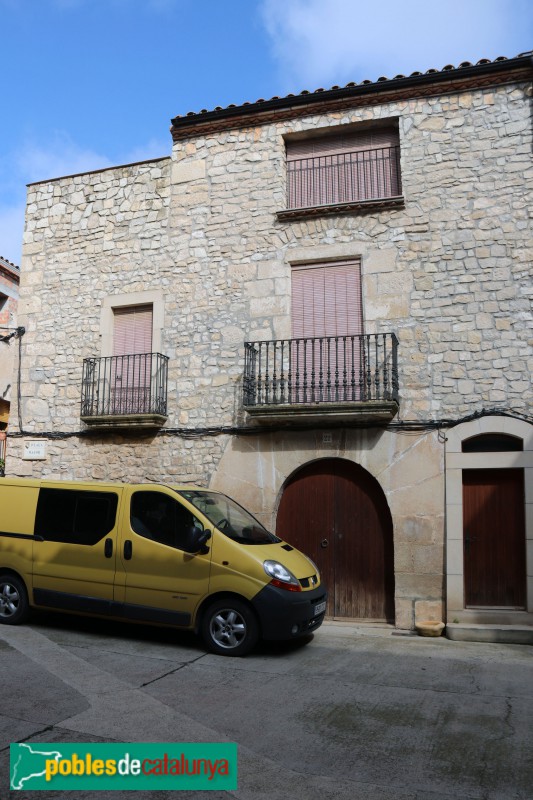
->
{"left": 104, "top": 538, "right": 113, "bottom": 558}
{"left": 124, "top": 540, "right": 132, "bottom": 560}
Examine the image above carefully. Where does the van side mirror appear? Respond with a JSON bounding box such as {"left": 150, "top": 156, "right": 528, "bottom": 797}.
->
{"left": 183, "top": 526, "right": 211, "bottom": 554}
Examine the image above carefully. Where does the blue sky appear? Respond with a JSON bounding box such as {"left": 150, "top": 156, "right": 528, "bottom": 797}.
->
{"left": 1, "top": 0, "right": 532, "bottom": 265}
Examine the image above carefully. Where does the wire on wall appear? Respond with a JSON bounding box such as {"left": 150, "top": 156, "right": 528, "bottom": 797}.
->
{"left": 5, "top": 406, "right": 532, "bottom": 441}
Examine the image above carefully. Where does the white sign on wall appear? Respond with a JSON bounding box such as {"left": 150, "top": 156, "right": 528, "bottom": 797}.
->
{"left": 23, "top": 440, "right": 47, "bottom": 460}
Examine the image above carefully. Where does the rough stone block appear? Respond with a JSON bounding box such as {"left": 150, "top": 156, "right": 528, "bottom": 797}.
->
{"left": 414, "top": 600, "right": 444, "bottom": 623}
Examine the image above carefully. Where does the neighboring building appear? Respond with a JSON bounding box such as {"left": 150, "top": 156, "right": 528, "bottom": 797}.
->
{"left": 7, "top": 53, "right": 533, "bottom": 641}
{"left": 0, "top": 255, "right": 20, "bottom": 470}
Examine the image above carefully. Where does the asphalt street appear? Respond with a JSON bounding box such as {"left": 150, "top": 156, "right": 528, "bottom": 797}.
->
{"left": 1, "top": 612, "right": 532, "bottom": 800}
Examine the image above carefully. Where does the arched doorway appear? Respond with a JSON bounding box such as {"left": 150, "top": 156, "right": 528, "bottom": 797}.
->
{"left": 276, "top": 458, "right": 394, "bottom": 621}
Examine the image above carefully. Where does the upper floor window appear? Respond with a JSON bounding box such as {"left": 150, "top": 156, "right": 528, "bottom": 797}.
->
{"left": 110, "top": 304, "right": 154, "bottom": 415}
{"left": 284, "top": 125, "right": 402, "bottom": 215}
{"left": 290, "top": 260, "right": 364, "bottom": 403}
{"left": 81, "top": 290, "right": 168, "bottom": 426}
{"left": 291, "top": 260, "right": 363, "bottom": 340}
{"left": 113, "top": 304, "right": 153, "bottom": 356}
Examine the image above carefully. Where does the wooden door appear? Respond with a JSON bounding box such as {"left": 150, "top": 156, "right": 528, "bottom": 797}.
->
{"left": 276, "top": 459, "right": 394, "bottom": 620}
{"left": 463, "top": 469, "right": 525, "bottom": 608}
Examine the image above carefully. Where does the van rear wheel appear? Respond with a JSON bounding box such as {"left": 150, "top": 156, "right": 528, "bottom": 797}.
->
{"left": 0, "top": 575, "right": 30, "bottom": 625}
{"left": 201, "top": 599, "right": 259, "bottom": 657}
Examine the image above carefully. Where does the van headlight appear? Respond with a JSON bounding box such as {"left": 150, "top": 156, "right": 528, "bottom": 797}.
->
{"left": 263, "top": 560, "right": 302, "bottom": 592}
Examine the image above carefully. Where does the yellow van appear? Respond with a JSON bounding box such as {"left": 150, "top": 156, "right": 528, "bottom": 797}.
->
{"left": 0, "top": 478, "right": 326, "bottom": 656}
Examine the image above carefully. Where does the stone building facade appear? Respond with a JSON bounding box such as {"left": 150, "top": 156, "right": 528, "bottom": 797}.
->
{"left": 0, "top": 255, "right": 20, "bottom": 467}
{"left": 6, "top": 53, "right": 533, "bottom": 639}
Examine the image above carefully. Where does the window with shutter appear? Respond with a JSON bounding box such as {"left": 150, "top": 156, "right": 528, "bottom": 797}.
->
{"left": 290, "top": 261, "right": 365, "bottom": 402}
{"left": 113, "top": 305, "right": 153, "bottom": 356}
{"left": 111, "top": 305, "right": 154, "bottom": 414}
{"left": 285, "top": 126, "right": 401, "bottom": 211}
{"left": 291, "top": 261, "right": 364, "bottom": 339}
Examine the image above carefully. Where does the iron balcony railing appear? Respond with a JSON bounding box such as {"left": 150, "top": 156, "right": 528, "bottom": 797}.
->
{"left": 287, "top": 145, "right": 402, "bottom": 210}
{"left": 81, "top": 353, "right": 168, "bottom": 419}
{"left": 244, "top": 333, "right": 399, "bottom": 408}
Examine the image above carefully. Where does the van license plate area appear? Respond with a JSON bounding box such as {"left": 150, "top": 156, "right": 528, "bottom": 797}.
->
{"left": 314, "top": 601, "right": 326, "bottom": 615}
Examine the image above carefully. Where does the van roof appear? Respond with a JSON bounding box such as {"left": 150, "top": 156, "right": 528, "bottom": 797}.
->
{"left": 0, "top": 478, "right": 209, "bottom": 492}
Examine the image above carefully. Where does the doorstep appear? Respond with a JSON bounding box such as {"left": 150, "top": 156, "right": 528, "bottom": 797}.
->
{"left": 446, "top": 623, "right": 533, "bottom": 645}
{"left": 445, "top": 609, "right": 533, "bottom": 645}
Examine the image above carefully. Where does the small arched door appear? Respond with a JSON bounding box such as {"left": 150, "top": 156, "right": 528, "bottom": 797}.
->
{"left": 276, "top": 458, "right": 394, "bottom": 620}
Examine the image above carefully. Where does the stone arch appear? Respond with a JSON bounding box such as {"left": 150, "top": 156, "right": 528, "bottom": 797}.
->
{"left": 276, "top": 457, "right": 395, "bottom": 621}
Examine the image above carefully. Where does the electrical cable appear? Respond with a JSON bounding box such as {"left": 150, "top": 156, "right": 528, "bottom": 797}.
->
{"left": 5, "top": 406, "right": 532, "bottom": 440}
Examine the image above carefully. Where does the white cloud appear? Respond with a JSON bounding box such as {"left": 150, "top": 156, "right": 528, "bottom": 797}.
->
{"left": 260, "top": 0, "right": 533, "bottom": 90}
{"left": 122, "top": 137, "right": 170, "bottom": 165}
{"left": 8, "top": 131, "right": 169, "bottom": 190}
{"left": 14, "top": 132, "right": 114, "bottom": 185}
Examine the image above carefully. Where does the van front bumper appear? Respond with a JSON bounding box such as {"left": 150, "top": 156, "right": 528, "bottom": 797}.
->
{"left": 251, "top": 583, "right": 327, "bottom": 641}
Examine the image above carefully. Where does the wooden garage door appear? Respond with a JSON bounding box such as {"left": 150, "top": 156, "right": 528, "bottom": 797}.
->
{"left": 463, "top": 469, "right": 525, "bottom": 608}
{"left": 276, "top": 459, "right": 394, "bottom": 620}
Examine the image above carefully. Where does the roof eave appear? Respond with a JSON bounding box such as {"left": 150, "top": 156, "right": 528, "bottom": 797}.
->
{"left": 170, "top": 53, "right": 533, "bottom": 140}
{"left": 0, "top": 257, "right": 20, "bottom": 277}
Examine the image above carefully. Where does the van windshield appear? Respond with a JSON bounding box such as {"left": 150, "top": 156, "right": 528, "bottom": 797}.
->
{"left": 176, "top": 490, "right": 280, "bottom": 545}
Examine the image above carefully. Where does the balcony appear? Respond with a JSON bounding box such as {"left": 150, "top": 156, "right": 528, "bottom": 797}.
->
{"left": 81, "top": 353, "right": 168, "bottom": 428}
{"left": 278, "top": 145, "right": 403, "bottom": 221}
{"left": 243, "top": 333, "right": 399, "bottom": 424}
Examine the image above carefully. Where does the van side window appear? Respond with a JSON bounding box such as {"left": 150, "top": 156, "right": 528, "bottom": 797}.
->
{"left": 130, "top": 492, "right": 203, "bottom": 551}
{"left": 35, "top": 489, "right": 118, "bottom": 545}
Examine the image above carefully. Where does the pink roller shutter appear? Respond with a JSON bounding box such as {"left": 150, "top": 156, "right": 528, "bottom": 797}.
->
{"left": 113, "top": 305, "right": 153, "bottom": 356}
{"left": 111, "top": 305, "right": 153, "bottom": 414}
{"left": 286, "top": 127, "right": 401, "bottom": 208}
{"left": 286, "top": 128, "right": 398, "bottom": 161}
{"left": 291, "top": 262, "right": 364, "bottom": 402}
{"left": 291, "top": 261, "right": 363, "bottom": 338}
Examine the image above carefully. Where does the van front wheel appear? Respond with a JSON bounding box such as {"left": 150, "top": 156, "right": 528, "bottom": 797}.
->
{"left": 0, "top": 575, "right": 30, "bottom": 625}
{"left": 201, "top": 599, "right": 259, "bottom": 657}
